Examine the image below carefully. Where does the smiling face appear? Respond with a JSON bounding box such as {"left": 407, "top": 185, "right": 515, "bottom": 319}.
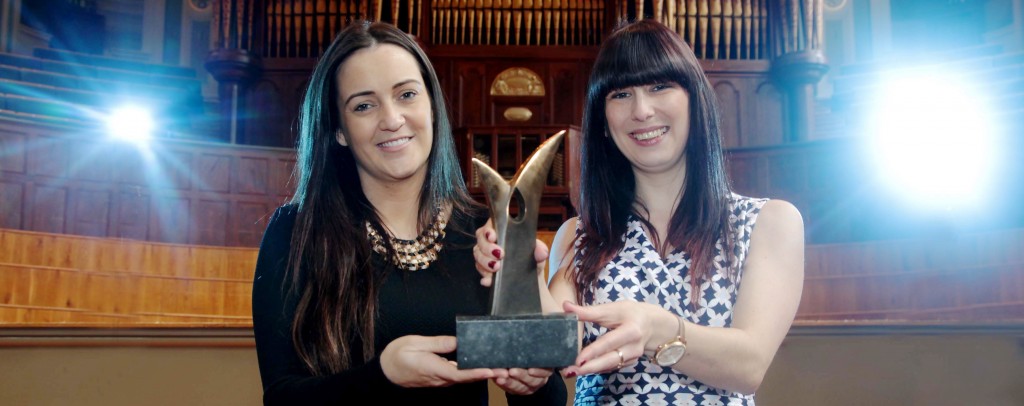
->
{"left": 335, "top": 43, "right": 434, "bottom": 188}
{"left": 604, "top": 82, "right": 691, "bottom": 176}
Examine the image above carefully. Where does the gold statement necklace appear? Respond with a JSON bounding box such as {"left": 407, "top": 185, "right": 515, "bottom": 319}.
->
{"left": 365, "top": 210, "right": 447, "bottom": 271}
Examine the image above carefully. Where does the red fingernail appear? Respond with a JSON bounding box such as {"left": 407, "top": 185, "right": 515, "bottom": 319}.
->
{"left": 566, "top": 371, "right": 576, "bottom": 377}
{"left": 492, "top": 249, "right": 502, "bottom": 259}
{"left": 487, "top": 261, "right": 496, "bottom": 269}
{"left": 580, "top": 360, "right": 587, "bottom": 366}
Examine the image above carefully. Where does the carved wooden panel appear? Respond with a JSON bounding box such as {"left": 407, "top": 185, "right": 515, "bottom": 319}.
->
{"left": 31, "top": 185, "right": 67, "bottom": 233}
{"left": 702, "top": 61, "right": 783, "bottom": 148}
{"left": 26, "top": 136, "right": 67, "bottom": 178}
{"left": 0, "top": 131, "right": 26, "bottom": 173}
{"left": 453, "top": 61, "right": 487, "bottom": 127}
{"left": 155, "top": 150, "right": 194, "bottom": 191}
{"left": 196, "top": 199, "right": 230, "bottom": 246}
{"left": 246, "top": 79, "right": 292, "bottom": 148}
{"left": 66, "top": 140, "right": 110, "bottom": 182}
{"left": 197, "top": 154, "right": 232, "bottom": 193}
{"left": 270, "top": 158, "right": 296, "bottom": 199}
{"left": 753, "top": 80, "right": 785, "bottom": 144}
{"left": 235, "top": 201, "right": 274, "bottom": 247}
{"left": 115, "top": 189, "right": 149, "bottom": 240}
{"left": 714, "top": 81, "right": 742, "bottom": 148}
{"left": 548, "top": 62, "right": 586, "bottom": 126}
{"left": 150, "top": 196, "right": 190, "bottom": 244}
{"left": 0, "top": 181, "right": 22, "bottom": 229}
{"left": 70, "top": 189, "right": 110, "bottom": 237}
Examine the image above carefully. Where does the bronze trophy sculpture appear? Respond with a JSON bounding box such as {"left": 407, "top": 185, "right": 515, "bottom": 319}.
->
{"left": 456, "top": 130, "right": 578, "bottom": 368}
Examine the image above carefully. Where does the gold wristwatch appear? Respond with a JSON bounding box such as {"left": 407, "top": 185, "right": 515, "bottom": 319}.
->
{"left": 653, "top": 315, "right": 687, "bottom": 367}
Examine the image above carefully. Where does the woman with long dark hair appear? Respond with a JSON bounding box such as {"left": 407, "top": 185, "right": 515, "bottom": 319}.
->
{"left": 252, "top": 21, "right": 565, "bottom": 405}
{"left": 477, "top": 19, "right": 804, "bottom": 405}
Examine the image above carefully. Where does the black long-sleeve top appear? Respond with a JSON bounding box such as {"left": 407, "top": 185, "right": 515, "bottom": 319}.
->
{"left": 252, "top": 205, "right": 566, "bottom": 405}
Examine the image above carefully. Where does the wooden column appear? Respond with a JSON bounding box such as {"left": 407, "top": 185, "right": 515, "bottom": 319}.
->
{"left": 769, "top": 0, "right": 828, "bottom": 142}
{"left": 772, "top": 49, "right": 827, "bottom": 142}
{"left": 205, "top": 0, "right": 264, "bottom": 144}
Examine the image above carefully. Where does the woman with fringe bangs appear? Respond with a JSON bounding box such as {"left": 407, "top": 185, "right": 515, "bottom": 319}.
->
{"left": 475, "top": 20, "right": 804, "bottom": 405}
{"left": 252, "top": 21, "right": 565, "bottom": 405}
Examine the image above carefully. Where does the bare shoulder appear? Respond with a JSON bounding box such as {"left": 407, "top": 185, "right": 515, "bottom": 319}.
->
{"left": 754, "top": 199, "right": 804, "bottom": 239}
{"left": 548, "top": 217, "right": 579, "bottom": 280}
{"left": 746, "top": 199, "right": 805, "bottom": 279}
{"left": 551, "top": 217, "right": 579, "bottom": 253}
{"left": 548, "top": 217, "right": 580, "bottom": 302}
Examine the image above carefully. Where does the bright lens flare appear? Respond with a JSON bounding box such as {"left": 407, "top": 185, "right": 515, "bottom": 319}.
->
{"left": 868, "top": 72, "right": 997, "bottom": 210}
{"left": 106, "top": 106, "right": 154, "bottom": 143}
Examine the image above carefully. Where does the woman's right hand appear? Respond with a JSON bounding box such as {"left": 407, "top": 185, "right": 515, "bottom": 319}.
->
{"left": 380, "top": 335, "right": 499, "bottom": 387}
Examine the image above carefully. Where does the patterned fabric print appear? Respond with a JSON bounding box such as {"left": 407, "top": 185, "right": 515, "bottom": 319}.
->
{"left": 574, "top": 194, "right": 767, "bottom": 406}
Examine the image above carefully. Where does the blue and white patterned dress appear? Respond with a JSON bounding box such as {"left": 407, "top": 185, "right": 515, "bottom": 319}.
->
{"left": 574, "top": 193, "right": 767, "bottom": 406}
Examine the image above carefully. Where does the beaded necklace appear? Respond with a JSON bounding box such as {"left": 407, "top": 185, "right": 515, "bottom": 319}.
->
{"left": 365, "top": 210, "right": 447, "bottom": 271}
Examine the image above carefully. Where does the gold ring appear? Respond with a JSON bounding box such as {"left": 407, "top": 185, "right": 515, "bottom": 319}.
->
{"left": 615, "top": 349, "right": 625, "bottom": 369}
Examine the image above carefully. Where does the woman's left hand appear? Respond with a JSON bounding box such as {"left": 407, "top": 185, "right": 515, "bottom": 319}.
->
{"left": 474, "top": 220, "right": 549, "bottom": 287}
{"left": 559, "top": 301, "right": 678, "bottom": 377}
{"left": 492, "top": 367, "right": 553, "bottom": 395}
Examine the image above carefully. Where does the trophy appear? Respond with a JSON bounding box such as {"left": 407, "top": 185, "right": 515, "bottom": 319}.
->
{"left": 456, "top": 130, "right": 578, "bottom": 369}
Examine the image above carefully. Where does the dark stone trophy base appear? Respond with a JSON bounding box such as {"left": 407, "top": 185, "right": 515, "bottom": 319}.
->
{"left": 456, "top": 313, "right": 578, "bottom": 369}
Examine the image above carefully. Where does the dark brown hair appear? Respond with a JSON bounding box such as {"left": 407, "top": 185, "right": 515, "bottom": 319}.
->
{"left": 573, "top": 19, "right": 734, "bottom": 305}
{"left": 287, "top": 21, "right": 476, "bottom": 375}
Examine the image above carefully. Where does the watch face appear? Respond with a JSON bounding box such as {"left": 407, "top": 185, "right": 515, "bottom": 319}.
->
{"left": 655, "top": 342, "right": 686, "bottom": 366}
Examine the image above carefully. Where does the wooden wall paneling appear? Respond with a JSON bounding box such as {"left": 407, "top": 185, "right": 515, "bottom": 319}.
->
{"left": 70, "top": 189, "right": 111, "bottom": 238}
{"left": 65, "top": 139, "right": 112, "bottom": 184}
{"left": 28, "top": 267, "right": 76, "bottom": 323}
{"left": 235, "top": 156, "right": 271, "bottom": 196}
{"left": 0, "top": 181, "right": 23, "bottom": 229}
{"left": 713, "top": 79, "right": 742, "bottom": 148}
{"left": 249, "top": 59, "right": 317, "bottom": 148}
{"left": 234, "top": 201, "right": 273, "bottom": 247}
{"left": 149, "top": 195, "right": 190, "bottom": 244}
{"left": 765, "top": 150, "right": 808, "bottom": 197}
{"left": 223, "top": 277, "right": 253, "bottom": 318}
{"left": 135, "top": 274, "right": 167, "bottom": 323}
{"left": 112, "top": 146, "right": 149, "bottom": 187}
{"left": 246, "top": 79, "right": 291, "bottom": 147}
{"left": 83, "top": 271, "right": 131, "bottom": 318}
{"left": 0, "top": 264, "right": 29, "bottom": 323}
{"left": 115, "top": 187, "right": 150, "bottom": 240}
{"left": 752, "top": 79, "right": 784, "bottom": 145}
{"left": 796, "top": 229, "right": 1024, "bottom": 323}
{"left": 270, "top": 157, "right": 295, "bottom": 200}
{"left": 0, "top": 130, "right": 26, "bottom": 173}
{"left": 1, "top": 120, "right": 300, "bottom": 249}
{"left": 30, "top": 184, "right": 68, "bottom": 234}
{"left": 152, "top": 149, "right": 194, "bottom": 191}
{"left": 196, "top": 153, "right": 233, "bottom": 193}
{"left": 724, "top": 154, "right": 765, "bottom": 197}
{"left": 195, "top": 199, "right": 229, "bottom": 246}
{"left": 26, "top": 135, "right": 67, "bottom": 179}
{"left": 548, "top": 62, "right": 584, "bottom": 126}
{"left": 454, "top": 61, "right": 488, "bottom": 126}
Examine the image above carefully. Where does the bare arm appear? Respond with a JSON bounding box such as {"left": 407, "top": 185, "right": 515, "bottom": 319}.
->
{"left": 561, "top": 200, "right": 804, "bottom": 394}
{"left": 547, "top": 217, "right": 580, "bottom": 308}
